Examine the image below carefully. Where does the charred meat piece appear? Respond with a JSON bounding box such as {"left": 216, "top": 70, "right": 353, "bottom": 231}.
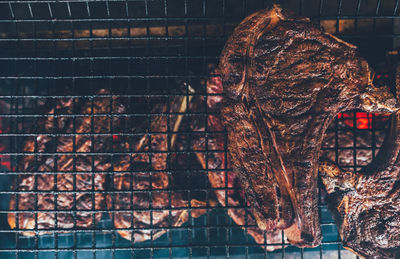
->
{"left": 319, "top": 154, "right": 400, "bottom": 258}
{"left": 196, "top": 67, "right": 387, "bottom": 250}
{"left": 109, "top": 94, "right": 213, "bottom": 243}
{"left": 318, "top": 62, "right": 400, "bottom": 258}
{"left": 200, "top": 66, "right": 388, "bottom": 251}
{"left": 193, "top": 68, "right": 284, "bottom": 250}
{"left": 199, "top": 67, "right": 386, "bottom": 250}
{"left": 193, "top": 116, "right": 284, "bottom": 250}
{"left": 220, "top": 4, "right": 398, "bottom": 247}
{"left": 8, "top": 90, "right": 127, "bottom": 235}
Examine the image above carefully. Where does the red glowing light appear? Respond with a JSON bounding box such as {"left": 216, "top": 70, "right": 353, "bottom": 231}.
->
{"left": 376, "top": 74, "right": 389, "bottom": 79}
{"left": 338, "top": 112, "right": 389, "bottom": 129}
{"left": 0, "top": 116, "right": 12, "bottom": 171}
{"left": 0, "top": 160, "right": 11, "bottom": 170}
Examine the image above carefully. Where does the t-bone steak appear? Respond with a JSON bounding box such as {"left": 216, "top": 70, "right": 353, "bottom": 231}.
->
{"left": 219, "top": 4, "right": 398, "bottom": 247}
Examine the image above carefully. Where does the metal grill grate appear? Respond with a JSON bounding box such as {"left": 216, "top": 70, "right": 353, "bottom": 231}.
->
{"left": 0, "top": 0, "right": 399, "bottom": 258}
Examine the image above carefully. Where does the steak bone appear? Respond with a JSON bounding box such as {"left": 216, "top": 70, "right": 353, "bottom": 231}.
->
{"left": 219, "top": 4, "right": 399, "bottom": 247}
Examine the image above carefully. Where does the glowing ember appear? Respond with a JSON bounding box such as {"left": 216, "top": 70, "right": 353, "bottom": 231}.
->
{"left": 338, "top": 112, "right": 390, "bottom": 129}
{"left": 376, "top": 74, "right": 389, "bottom": 79}
{"left": 0, "top": 117, "right": 11, "bottom": 170}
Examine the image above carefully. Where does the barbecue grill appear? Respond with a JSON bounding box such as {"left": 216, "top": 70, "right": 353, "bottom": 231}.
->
{"left": 0, "top": 0, "right": 399, "bottom": 258}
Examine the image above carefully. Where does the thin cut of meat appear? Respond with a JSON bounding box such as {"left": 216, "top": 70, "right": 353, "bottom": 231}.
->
{"left": 8, "top": 90, "right": 127, "bottom": 235}
{"left": 220, "top": 4, "right": 398, "bottom": 247}
{"left": 109, "top": 94, "right": 214, "bottom": 243}
{"left": 192, "top": 68, "right": 284, "bottom": 250}
{"left": 318, "top": 61, "right": 400, "bottom": 258}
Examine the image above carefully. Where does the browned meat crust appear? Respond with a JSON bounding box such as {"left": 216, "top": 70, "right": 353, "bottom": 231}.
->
{"left": 9, "top": 89, "right": 212, "bottom": 241}
{"left": 193, "top": 66, "right": 386, "bottom": 251}
{"left": 109, "top": 95, "right": 214, "bottom": 242}
{"left": 318, "top": 61, "right": 400, "bottom": 258}
{"left": 193, "top": 69, "right": 284, "bottom": 250}
{"left": 219, "top": 4, "right": 398, "bottom": 247}
{"left": 8, "top": 90, "right": 126, "bottom": 235}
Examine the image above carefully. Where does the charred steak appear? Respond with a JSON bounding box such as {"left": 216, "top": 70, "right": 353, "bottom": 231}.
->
{"left": 195, "top": 66, "right": 388, "bottom": 250}
{"left": 220, "top": 4, "right": 398, "bottom": 247}
{"left": 109, "top": 94, "right": 213, "bottom": 243}
{"left": 9, "top": 88, "right": 211, "bottom": 241}
{"left": 318, "top": 62, "right": 400, "bottom": 258}
{"left": 8, "top": 90, "right": 127, "bottom": 235}
{"left": 193, "top": 69, "right": 284, "bottom": 250}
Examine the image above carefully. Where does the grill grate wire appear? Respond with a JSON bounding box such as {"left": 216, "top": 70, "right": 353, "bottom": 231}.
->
{"left": 0, "top": 0, "right": 398, "bottom": 258}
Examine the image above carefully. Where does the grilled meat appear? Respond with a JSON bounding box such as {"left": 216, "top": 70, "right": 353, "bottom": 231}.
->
{"left": 219, "top": 4, "right": 398, "bottom": 247}
{"left": 8, "top": 90, "right": 127, "bottom": 235}
{"left": 318, "top": 61, "right": 400, "bottom": 258}
{"left": 9, "top": 87, "right": 211, "bottom": 241}
{"left": 109, "top": 93, "right": 213, "bottom": 242}
{"left": 194, "top": 66, "right": 386, "bottom": 250}
{"left": 319, "top": 154, "right": 400, "bottom": 258}
{"left": 193, "top": 116, "right": 284, "bottom": 249}
{"left": 193, "top": 68, "right": 284, "bottom": 249}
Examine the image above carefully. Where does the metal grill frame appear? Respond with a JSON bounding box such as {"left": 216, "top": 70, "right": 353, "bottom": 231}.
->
{"left": 0, "top": 0, "right": 399, "bottom": 258}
